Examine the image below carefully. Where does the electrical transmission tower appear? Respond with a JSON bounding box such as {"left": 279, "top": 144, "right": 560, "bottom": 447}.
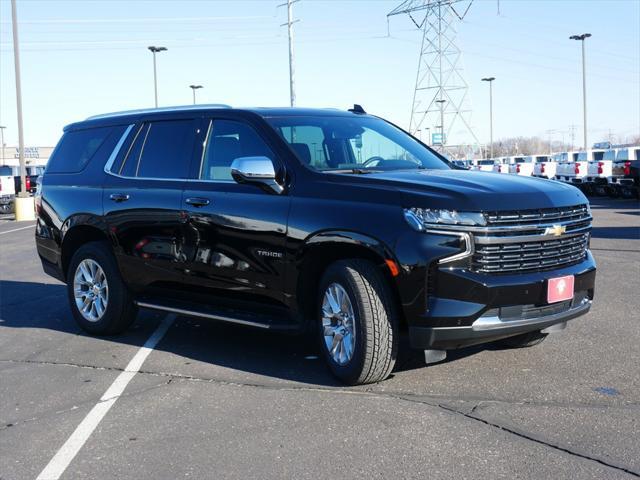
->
{"left": 388, "top": 0, "right": 479, "bottom": 155}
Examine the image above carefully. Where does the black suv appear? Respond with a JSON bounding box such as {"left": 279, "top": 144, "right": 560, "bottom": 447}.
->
{"left": 36, "top": 105, "right": 596, "bottom": 385}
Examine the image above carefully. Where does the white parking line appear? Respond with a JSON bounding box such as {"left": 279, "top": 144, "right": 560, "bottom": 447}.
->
{"left": 0, "top": 224, "right": 35, "bottom": 235}
{"left": 36, "top": 314, "right": 177, "bottom": 480}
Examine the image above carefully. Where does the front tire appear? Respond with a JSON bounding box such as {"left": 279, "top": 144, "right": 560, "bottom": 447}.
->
{"left": 67, "top": 241, "right": 137, "bottom": 335}
{"left": 318, "top": 260, "right": 398, "bottom": 385}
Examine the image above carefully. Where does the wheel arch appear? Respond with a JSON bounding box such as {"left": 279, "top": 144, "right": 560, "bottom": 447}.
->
{"left": 296, "top": 230, "right": 403, "bottom": 328}
{"left": 60, "top": 216, "right": 111, "bottom": 279}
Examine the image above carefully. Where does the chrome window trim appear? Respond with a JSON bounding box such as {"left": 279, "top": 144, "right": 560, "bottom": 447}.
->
{"left": 198, "top": 119, "right": 214, "bottom": 180}
{"left": 115, "top": 123, "right": 145, "bottom": 176}
{"left": 103, "top": 124, "right": 135, "bottom": 174}
{"left": 134, "top": 123, "right": 152, "bottom": 177}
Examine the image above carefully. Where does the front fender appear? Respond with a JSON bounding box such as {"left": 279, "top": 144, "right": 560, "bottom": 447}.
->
{"left": 301, "top": 229, "right": 396, "bottom": 263}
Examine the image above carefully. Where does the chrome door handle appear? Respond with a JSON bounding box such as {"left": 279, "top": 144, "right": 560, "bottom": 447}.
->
{"left": 109, "top": 193, "right": 130, "bottom": 202}
{"left": 185, "top": 197, "right": 210, "bottom": 207}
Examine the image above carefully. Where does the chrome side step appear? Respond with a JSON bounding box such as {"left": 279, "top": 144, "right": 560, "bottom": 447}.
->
{"left": 135, "top": 301, "right": 271, "bottom": 329}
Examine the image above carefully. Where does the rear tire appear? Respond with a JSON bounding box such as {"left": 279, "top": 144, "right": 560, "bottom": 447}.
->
{"left": 0, "top": 202, "right": 14, "bottom": 214}
{"left": 497, "top": 331, "right": 548, "bottom": 348}
{"left": 318, "top": 260, "right": 398, "bottom": 385}
{"left": 67, "top": 241, "right": 137, "bottom": 335}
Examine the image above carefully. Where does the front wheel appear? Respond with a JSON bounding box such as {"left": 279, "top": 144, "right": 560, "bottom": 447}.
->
{"left": 318, "top": 260, "right": 398, "bottom": 385}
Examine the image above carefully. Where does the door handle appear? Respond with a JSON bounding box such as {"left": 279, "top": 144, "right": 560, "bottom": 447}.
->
{"left": 185, "top": 197, "right": 210, "bottom": 207}
{"left": 109, "top": 193, "right": 130, "bottom": 202}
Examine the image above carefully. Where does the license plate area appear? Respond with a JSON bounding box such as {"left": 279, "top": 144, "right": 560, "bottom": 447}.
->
{"left": 547, "top": 275, "right": 575, "bottom": 304}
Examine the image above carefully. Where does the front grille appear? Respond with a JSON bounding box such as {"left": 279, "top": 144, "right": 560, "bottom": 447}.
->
{"left": 472, "top": 233, "right": 589, "bottom": 273}
{"left": 484, "top": 204, "right": 590, "bottom": 226}
{"left": 469, "top": 204, "right": 591, "bottom": 274}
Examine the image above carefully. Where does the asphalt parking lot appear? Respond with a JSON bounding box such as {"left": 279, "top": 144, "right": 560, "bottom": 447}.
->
{"left": 1, "top": 198, "right": 639, "bottom": 480}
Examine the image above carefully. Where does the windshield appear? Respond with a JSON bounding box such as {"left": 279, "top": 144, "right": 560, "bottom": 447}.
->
{"left": 266, "top": 115, "right": 449, "bottom": 172}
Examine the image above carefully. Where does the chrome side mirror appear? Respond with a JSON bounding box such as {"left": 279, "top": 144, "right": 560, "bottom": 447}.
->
{"left": 230, "top": 156, "right": 284, "bottom": 194}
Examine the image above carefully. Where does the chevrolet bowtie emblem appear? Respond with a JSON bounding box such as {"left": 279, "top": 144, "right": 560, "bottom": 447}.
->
{"left": 544, "top": 224, "right": 566, "bottom": 236}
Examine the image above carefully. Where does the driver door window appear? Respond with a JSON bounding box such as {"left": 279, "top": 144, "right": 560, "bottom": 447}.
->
{"left": 200, "top": 120, "right": 275, "bottom": 181}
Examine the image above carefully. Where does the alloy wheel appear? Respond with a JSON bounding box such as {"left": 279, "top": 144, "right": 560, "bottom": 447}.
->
{"left": 322, "top": 283, "right": 356, "bottom": 365}
{"left": 73, "top": 259, "right": 109, "bottom": 322}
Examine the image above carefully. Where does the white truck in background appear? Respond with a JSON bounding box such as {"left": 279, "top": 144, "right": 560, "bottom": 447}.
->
{"left": 0, "top": 167, "right": 16, "bottom": 214}
{"left": 509, "top": 156, "right": 543, "bottom": 176}
{"left": 585, "top": 149, "right": 615, "bottom": 195}
{"left": 534, "top": 153, "right": 561, "bottom": 179}
{"left": 492, "top": 157, "right": 512, "bottom": 174}
{"left": 475, "top": 159, "right": 497, "bottom": 172}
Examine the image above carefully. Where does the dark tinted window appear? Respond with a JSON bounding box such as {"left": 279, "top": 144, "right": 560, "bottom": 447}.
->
{"left": 119, "top": 124, "right": 148, "bottom": 177}
{"left": 47, "top": 126, "right": 114, "bottom": 173}
{"left": 200, "top": 120, "right": 274, "bottom": 181}
{"left": 136, "top": 120, "right": 194, "bottom": 179}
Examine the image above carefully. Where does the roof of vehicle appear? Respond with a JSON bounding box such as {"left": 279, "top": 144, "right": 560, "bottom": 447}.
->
{"left": 65, "top": 105, "right": 367, "bottom": 131}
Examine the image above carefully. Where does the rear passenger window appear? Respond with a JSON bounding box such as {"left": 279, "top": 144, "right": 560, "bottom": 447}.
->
{"left": 118, "top": 120, "right": 195, "bottom": 179}
{"left": 119, "top": 124, "right": 148, "bottom": 178}
{"left": 47, "top": 126, "right": 115, "bottom": 173}
{"left": 200, "top": 120, "right": 274, "bottom": 181}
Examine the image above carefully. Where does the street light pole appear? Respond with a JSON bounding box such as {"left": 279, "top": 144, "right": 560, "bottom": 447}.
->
{"left": 189, "top": 85, "right": 203, "bottom": 105}
{"left": 0, "top": 126, "right": 6, "bottom": 166}
{"left": 482, "top": 77, "right": 495, "bottom": 159}
{"left": 570, "top": 33, "right": 591, "bottom": 150}
{"left": 10, "top": 0, "right": 26, "bottom": 199}
{"left": 148, "top": 46, "right": 167, "bottom": 108}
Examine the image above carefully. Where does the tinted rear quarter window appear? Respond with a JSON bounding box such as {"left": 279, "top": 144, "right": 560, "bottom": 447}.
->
{"left": 47, "top": 126, "right": 115, "bottom": 173}
{"left": 137, "top": 120, "right": 194, "bottom": 179}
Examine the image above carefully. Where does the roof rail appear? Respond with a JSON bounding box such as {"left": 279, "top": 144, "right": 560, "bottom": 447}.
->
{"left": 86, "top": 104, "right": 232, "bottom": 121}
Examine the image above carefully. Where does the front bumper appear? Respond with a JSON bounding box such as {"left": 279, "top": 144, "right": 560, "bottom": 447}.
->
{"left": 410, "top": 293, "right": 591, "bottom": 349}
{"left": 406, "top": 251, "right": 596, "bottom": 350}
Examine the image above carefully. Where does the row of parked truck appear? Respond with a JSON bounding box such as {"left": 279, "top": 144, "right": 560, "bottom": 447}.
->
{"left": 470, "top": 146, "right": 640, "bottom": 198}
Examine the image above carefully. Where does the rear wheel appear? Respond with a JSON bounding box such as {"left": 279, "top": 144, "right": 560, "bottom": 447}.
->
{"left": 497, "top": 331, "right": 548, "bottom": 348}
{"left": 318, "top": 260, "right": 398, "bottom": 385}
{"left": 67, "top": 241, "right": 137, "bottom": 335}
{"left": 0, "top": 202, "right": 14, "bottom": 214}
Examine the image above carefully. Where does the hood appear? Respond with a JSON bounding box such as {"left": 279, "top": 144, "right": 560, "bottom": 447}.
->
{"left": 341, "top": 169, "right": 587, "bottom": 211}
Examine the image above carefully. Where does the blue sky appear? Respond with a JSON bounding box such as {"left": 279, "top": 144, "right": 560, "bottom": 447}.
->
{"left": 0, "top": 0, "right": 638, "bottom": 148}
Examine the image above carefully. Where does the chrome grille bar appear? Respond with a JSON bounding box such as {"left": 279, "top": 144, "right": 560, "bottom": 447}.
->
{"left": 485, "top": 205, "right": 590, "bottom": 225}
{"left": 470, "top": 204, "right": 591, "bottom": 274}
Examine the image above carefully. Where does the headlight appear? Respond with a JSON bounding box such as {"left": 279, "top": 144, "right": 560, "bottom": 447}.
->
{"left": 404, "top": 208, "right": 486, "bottom": 231}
